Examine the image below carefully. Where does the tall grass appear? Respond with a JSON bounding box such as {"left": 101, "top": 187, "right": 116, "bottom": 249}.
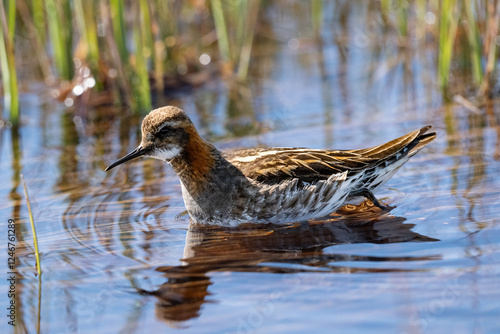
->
{"left": 438, "top": 0, "right": 459, "bottom": 90}
{"left": 237, "top": 0, "right": 260, "bottom": 81}
{"left": 132, "top": 1, "right": 152, "bottom": 113}
{"left": 74, "top": 0, "right": 99, "bottom": 70}
{"left": 110, "top": 0, "right": 127, "bottom": 62}
{"left": 463, "top": 1, "right": 483, "bottom": 84}
{"left": 211, "top": 0, "right": 231, "bottom": 65}
{"left": 1, "top": 0, "right": 500, "bottom": 121}
{"left": 480, "top": 2, "right": 500, "bottom": 95}
{"left": 381, "top": 0, "right": 499, "bottom": 99}
{"left": 45, "top": 0, "right": 73, "bottom": 79}
{"left": 32, "top": 0, "right": 46, "bottom": 45}
{"left": 0, "top": 0, "right": 19, "bottom": 124}
{"left": 7, "top": 0, "right": 14, "bottom": 38}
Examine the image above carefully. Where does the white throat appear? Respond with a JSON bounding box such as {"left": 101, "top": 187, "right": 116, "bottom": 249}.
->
{"left": 150, "top": 146, "right": 182, "bottom": 161}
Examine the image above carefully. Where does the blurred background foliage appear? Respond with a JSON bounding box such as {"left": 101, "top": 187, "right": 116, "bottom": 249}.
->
{"left": 0, "top": 0, "right": 499, "bottom": 125}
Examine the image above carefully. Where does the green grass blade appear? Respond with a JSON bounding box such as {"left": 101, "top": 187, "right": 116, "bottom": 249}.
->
{"left": 0, "top": 0, "right": 19, "bottom": 124}
{"left": 74, "top": 0, "right": 101, "bottom": 89}
{"left": 21, "top": 174, "right": 42, "bottom": 276}
{"left": 75, "top": 0, "right": 100, "bottom": 64}
{"left": 148, "top": 2, "right": 165, "bottom": 91}
{"left": 32, "top": 0, "right": 46, "bottom": 45}
{"left": 132, "top": 13, "right": 151, "bottom": 114}
{"left": 312, "top": 0, "right": 323, "bottom": 35}
{"left": 17, "top": 0, "right": 52, "bottom": 80}
{"left": 211, "top": 0, "right": 231, "bottom": 63}
{"left": 438, "top": 0, "right": 459, "bottom": 90}
{"left": 464, "top": 1, "right": 483, "bottom": 83}
{"left": 0, "top": 20, "right": 13, "bottom": 121}
{"left": 480, "top": 1, "right": 500, "bottom": 94}
{"left": 7, "top": 0, "right": 15, "bottom": 40}
{"left": 237, "top": 0, "right": 260, "bottom": 82}
{"left": 139, "top": 0, "right": 153, "bottom": 62}
{"left": 45, "top": 0, "right": 72, "bottom": 79}
{"left": 110, "top": 0, "right": 128, "bottom": 61}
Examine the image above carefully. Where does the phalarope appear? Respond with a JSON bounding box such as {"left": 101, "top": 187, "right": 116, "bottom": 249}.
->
{"left": 105, "top": 106, "right": 436, "bottom": 225}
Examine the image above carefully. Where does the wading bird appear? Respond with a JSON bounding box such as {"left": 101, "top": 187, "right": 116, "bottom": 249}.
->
{"left": 106, "top": 106, "right": 435, "bottom": 225}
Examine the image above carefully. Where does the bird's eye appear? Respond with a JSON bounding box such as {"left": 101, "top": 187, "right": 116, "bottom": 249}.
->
{"left": 158, "top": 126, "right": 174, "bottom": 136}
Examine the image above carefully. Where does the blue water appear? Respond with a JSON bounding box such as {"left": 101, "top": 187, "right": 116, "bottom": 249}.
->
{"left": 1, "top": 2, "right": 500, "bottom": 333}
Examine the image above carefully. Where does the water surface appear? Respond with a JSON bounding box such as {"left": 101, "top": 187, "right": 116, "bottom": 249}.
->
{"left": 1, "top": 5, "right": 500, "bottom": 333}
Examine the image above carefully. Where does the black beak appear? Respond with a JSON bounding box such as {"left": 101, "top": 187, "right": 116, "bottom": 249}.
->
{"left": 105, "top": 146, "right": 149, "bottom": 171}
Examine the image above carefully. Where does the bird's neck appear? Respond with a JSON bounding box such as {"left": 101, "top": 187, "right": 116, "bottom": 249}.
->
{"left": 169, "top": 130, "right": 219, "bottom": 197}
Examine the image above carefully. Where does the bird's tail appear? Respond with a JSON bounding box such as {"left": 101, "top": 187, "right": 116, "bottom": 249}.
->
{"left": 353, "top": 126, "right": 436, "bottom": 160}
{"left": 352, "top": 126, "right": 436, "bottom": 192}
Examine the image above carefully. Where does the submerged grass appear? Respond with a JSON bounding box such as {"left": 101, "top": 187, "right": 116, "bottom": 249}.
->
{"left": 1, "top": 0, "right": 499, "bottom": 121}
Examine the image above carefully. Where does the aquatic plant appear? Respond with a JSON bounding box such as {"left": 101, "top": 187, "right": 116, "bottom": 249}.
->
{"left": 381, "top": 0, "right": 499, "bottom": 98}
{"left": 1, "top": 0, "right": 499, "bottom": 122}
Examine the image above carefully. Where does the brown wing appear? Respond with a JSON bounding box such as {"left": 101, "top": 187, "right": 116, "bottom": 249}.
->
{"left": 225, "top": 148, "right": 369, "bottom": 185}
{"left": 223, "top": 126, "right": 436, "bottom": 186}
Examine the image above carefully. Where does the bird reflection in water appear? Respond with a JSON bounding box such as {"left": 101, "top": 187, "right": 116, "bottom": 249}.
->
{"left": 138, "top": 202, "right": 439, "bottom": 327}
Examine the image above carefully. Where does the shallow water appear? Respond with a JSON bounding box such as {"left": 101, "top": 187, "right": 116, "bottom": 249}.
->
{"left": 2, "top": 4, "right": 500, "bottom": 334}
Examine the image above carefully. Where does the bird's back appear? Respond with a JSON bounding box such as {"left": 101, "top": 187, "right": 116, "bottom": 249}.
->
{"left": 224, "top": 126, "right": 436, "bottom": 188}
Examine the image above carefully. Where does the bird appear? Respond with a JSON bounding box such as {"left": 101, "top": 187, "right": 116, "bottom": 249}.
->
{"left": 105, "top": 106, "right": 436, "bottom": 226}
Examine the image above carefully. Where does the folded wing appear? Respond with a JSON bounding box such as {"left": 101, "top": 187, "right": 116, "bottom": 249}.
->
{"left": 224, "top": 126, "right": 436, "bottom": 186}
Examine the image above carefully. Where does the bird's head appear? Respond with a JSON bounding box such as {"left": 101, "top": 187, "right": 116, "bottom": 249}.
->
{"left": 105, "top": 106, "right": 195, "bottom": 171}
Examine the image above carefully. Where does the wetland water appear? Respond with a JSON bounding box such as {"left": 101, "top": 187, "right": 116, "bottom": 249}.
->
{"left": 2, "top": 7, "right": 500, "bottom": 334}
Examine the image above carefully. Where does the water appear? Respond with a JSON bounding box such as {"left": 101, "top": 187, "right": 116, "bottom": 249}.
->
{"left": 2, "top": 6, "right": 500, "bottom": 334}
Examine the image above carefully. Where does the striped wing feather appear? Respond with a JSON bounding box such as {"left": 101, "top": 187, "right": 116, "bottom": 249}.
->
{"left": 224, "top": 126, "right": 436, "bottom": 186}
